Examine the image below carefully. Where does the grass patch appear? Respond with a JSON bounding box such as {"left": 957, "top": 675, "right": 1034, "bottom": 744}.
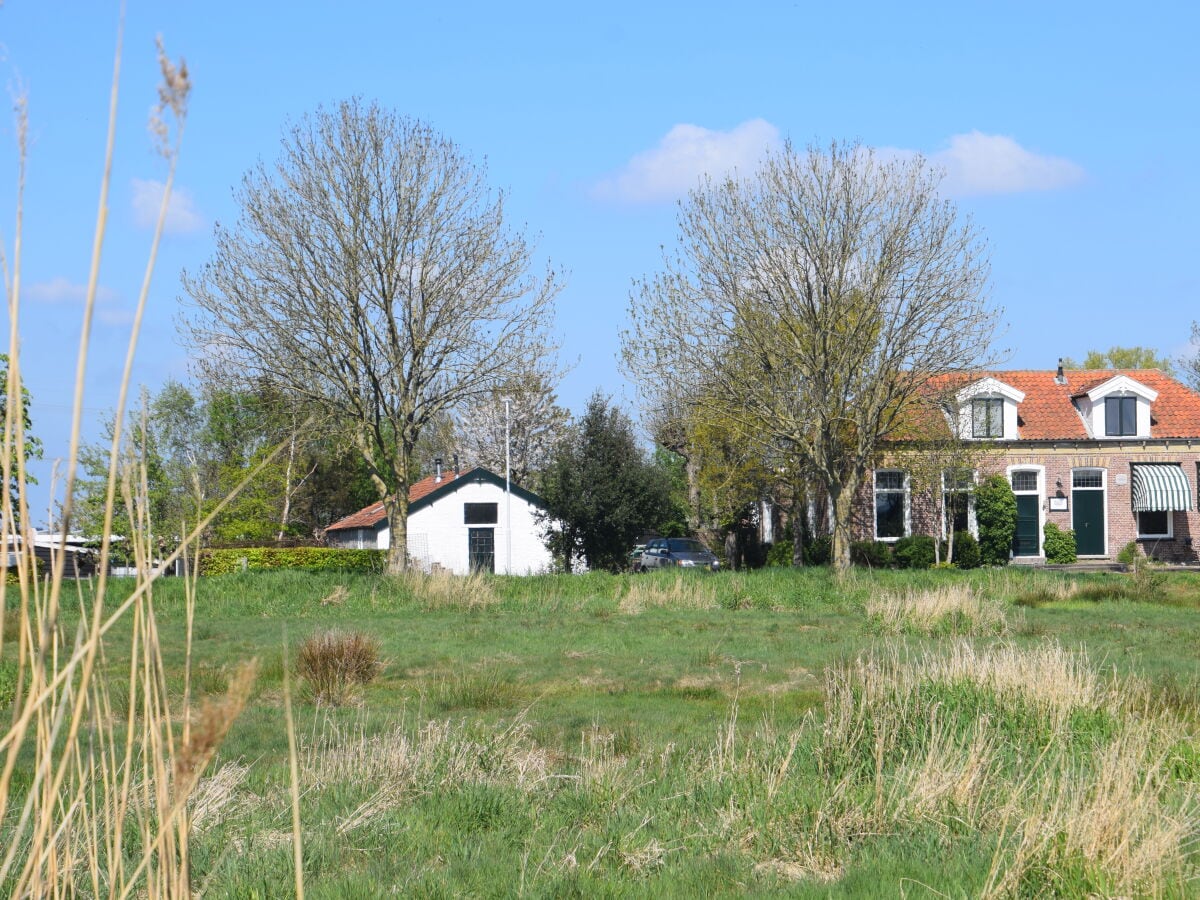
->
{"left": 295, "top": 630, "right": 384, "bottom": 705}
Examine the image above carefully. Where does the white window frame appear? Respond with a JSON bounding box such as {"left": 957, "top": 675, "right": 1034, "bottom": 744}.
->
{"left": 874, "top": 469, "right": 910, "bottom": 542}
{"left": 1137, "top": 509, "right": 1174, "bottom": 540}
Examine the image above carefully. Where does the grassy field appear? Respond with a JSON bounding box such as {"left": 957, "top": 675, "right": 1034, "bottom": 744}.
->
{"left": 6, "top": 565, "right": 1200, "bottom": 897}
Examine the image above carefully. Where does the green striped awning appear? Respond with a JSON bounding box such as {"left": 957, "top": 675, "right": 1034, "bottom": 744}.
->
{"left": 1131, "top": 464, "right": 1194, "bottom": 512}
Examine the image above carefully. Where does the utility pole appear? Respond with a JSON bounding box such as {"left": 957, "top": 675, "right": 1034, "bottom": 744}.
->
{"left": 505, "top": 397, "right": 512, "bottom": 575}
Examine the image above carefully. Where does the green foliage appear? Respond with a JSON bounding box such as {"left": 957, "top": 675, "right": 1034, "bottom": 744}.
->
{"left": 539, "top": 393, "right": 679, "bottom": 572}
{"left": 893, "top": 534, "right": 936, "bottom": 569}
{"left": 949, "top": 531, "right": 981, "bottom": 569}
{"left": 1043, "top": 522, "right": 1077, "bottom": 564}
{"left": 805, "top": 533, "right": 832, "bottom": 566}
{"left": 976, "top": 474, "right": 1017, "bottom": 565}
{"left": 1117, "top": 540, "right": 1140, "bottom": 566}
{"left": 851, "top": 540, "right": 893, "bottom": 568}
{"left": 197, "top": 547, "right": 384, "bottom": 575}
{"left": 1062, "top": 346, "right": 1174, "bottom": 375}
{"left": 0, "top": 354, "right": 42, "bottom": 509}
{"left": 1130, "top": 556, "right": 1168, "bottom": 602}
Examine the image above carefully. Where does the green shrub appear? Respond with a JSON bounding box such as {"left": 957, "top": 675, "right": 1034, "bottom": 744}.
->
{"left": 949, "top": 530, "right": 981, "bottom": 569}
{"left": 197, "top": 547, "right": 385, "bottom": 575}
{"left": 893, "top": 535, "right": 936, "bottom": 570}
{"left": 850, "top": 540, "right": 892, "bottom": 568}
{"left": 805, "top": 534, "right": 832, "bottom": 566}
{"left": 1043, "top": 523, "right": 1077, "bottom": 564}
{"left": 976, "top": 474, "right": 1017, "bottom": 565}
{"left": 1117, "top": 540, "right": 1139, "bottom": 566}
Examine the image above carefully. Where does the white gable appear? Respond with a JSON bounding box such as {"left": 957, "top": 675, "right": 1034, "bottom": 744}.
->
{"left": 954, "top": 377, "right": 1025, "bottom": 440}
{"left": 1078, "top": 375, "right": 1156, "bottom": 439}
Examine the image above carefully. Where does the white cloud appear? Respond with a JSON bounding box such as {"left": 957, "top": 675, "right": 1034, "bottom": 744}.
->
{"left": 26, "top": 277, "right": 130, "bottom": 325}
{"left": 927, "top": 132, "right": 1084, "bottom": 196}
{"left": 593, "top": 119, "right": 782, "bottom": 203}
{"left": 26, "top": 277, "right": 117, "bottom": 306}
{"left": 131, "top": 178, "right": 205, "bottom": 234}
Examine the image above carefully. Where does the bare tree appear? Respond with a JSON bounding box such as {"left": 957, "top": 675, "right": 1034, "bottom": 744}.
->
{"left": 1183, "top": 323, "right": 1200, "bottom": 391}
{"left": 182, "top": 100, "right": 560, "bottom": 573}
{"left": 454, "top": 369, "right": 568, "bottom": 489}
{"left": 623, "top": 141, "right": 998, "bottom": 571}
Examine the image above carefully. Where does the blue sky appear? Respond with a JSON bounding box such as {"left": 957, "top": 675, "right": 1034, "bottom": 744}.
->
{"left": 1, "top": 1, "right": 1197, "bottom": 526}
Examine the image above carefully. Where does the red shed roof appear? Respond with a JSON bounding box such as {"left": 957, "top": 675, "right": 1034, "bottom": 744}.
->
{"left": 325, "top": 467, "right": 479, "bottom": 532}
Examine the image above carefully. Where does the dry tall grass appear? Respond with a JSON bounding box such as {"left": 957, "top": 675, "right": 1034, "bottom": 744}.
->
{"left": 404, "top": 569, "right": 499, "bottom": 609}
{"left": 865, "top": 583, "right": 1010, "bottom": 635}
{"left": 618, "top": 575, "right": 717, "bottom": 613}
{"left": 0, "top": 29, "right": 282, "bottom": 898}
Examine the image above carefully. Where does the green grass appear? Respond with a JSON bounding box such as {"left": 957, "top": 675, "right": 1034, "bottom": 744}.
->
{"left": 7, "top": 565, "right": 1200, "bottom": 896}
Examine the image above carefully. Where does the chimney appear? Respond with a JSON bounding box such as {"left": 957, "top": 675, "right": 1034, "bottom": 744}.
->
{"left": 434, "top": 457, "right": 443, "bottom": 483}
{"left": 453, "top": 453, "right": 460, "bottom": 476}
{"left": 1055, "top": 359, "right": 1066, "bottom": 385}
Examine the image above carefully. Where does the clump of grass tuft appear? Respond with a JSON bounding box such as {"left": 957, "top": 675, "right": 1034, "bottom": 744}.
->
{"left": 865, "top": 583, "right": 1010, "bottom": 635}
{"left": 295, "top": 630, "right": 383, "bottom": 705}
{"left": 618, "top": 574, "right": 717, "bottom": 613}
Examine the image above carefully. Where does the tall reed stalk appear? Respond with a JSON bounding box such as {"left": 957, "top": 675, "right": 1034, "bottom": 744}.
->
{"left": 0, "top": 20, "right": 286, "bottom": 898}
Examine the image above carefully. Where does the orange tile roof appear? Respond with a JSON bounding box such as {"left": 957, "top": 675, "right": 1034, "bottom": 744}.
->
{"left": 924, "top": 369, "right": 1200, "bottom": 441}
{"left": 326, "top": 466, "right": 481, "bottom": 531}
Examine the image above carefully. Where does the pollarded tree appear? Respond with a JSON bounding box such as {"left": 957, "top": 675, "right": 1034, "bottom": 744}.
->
{"left": 182, "top": 100, "right": 560, "bottom": 573}
{"left": 623, "top": 141, "right": 998, "bottom": 571}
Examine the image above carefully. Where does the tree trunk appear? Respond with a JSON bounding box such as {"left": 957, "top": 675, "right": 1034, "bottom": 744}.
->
{"left": 385, "top": 493, "right": 410, "bottom": 574}
{"left": 791, "top": 479, "right": 806, "bottom": 566}
{"left": 830, "top": 485, "right": 856, "bottom": 574}
{"left": 686, "top": 454, "right": 702, "bottom": 532}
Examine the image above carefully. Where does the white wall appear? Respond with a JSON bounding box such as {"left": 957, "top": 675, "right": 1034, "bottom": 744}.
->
{"left": 406, "top": 480, "right": 551, "bottom": 575}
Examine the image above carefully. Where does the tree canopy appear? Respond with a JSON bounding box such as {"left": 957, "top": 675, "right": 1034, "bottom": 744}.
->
{"left": 1061, "top": 346, "right": 1174, "bottom": 374}
{"left": 622, "top": 141, "right": 997, "bottom": 571}
{"left": 181, "top": 100, "right": 560, "bottom": 572}
{"left": 538, "top": 393, "right": 680, "bottom": 572}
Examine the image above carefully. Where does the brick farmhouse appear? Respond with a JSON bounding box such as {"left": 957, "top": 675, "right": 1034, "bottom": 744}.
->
{"left": 856, "top": 367, "right": 1200, "bottom": 563}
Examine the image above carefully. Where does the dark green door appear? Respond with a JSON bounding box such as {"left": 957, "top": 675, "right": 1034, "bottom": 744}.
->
{"left": 1013, "top": 495, "right": 1040, "bottom": 557}
{"left": 1072, "top": 490, "right": 1105, "bottom": 556}
{"left": 468, "top": 528, "right": 495, "bottom": 573}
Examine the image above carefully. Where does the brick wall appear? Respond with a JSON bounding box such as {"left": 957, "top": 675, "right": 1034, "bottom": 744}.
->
{"left": 857, "top": 444, "right": 1200, "bottom": 563}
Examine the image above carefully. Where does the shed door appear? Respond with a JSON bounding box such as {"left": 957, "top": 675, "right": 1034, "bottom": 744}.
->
{"left": 468, "top": 528, "right": 495, "bottom": 574}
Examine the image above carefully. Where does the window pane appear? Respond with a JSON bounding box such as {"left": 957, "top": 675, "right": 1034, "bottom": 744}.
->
{"left": 876, "top": 471, "right": 905, "bottom": 491}
{"left": 464, "top": 502, "right": 498, "bottom": 525}
{"left": 1072, "top": 470, "right": 1103, "bottom": 489}
{"left": 1106, "top": 397, "right": 1136, "bottom": 436}
{"left": 944, "top": 469, "right": 974, "bottom": 491}
{"left": 947, "top": 492, "right": 970, "bottom": 533}
{"left": 876, "top": 493, "right": 905, "bottom": 538}
{"left": 1138, "top": 510, "right": 1169, "bottom": 536}
{"left": 1012, "top": 471, "right": 1038, "bottom": 492}
{"left": 972, "top": 399, "right": 1003, "bottom": 438}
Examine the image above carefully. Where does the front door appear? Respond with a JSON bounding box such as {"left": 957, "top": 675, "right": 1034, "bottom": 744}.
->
{"left": 1072, "top": 469, "right": 1106, "bottom": 556}
{"left": 1013, "top": 495, "right": 1040, "bottom": 557}
{"left": 468, "top": 528, "right": 495, "bottom": 573}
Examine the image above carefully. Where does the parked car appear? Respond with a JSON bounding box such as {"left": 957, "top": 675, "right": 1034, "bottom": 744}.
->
{"left": 637, "top": 537, "right": 720, "bottom": 572}
{"left": 628, "top": 544, "right": 646, "bottom": 571}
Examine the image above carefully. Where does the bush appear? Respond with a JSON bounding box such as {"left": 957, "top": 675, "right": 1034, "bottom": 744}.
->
{"left": 893, "top": 535, "right": 936, "bottom": 570}
{"left": 976, "top": 475, "right": 1017, "bottom": 566}
{"left": 805, "top": 534, "right": 832, "bottom": 566}
{"left": 295, "top": 630, "right": 383, "bottom": 705}
{"left": 1043, "top": 523, "right": 1077, "bottom": 564}
{"left": 1117, "top": 540, "right": 1140, "bottom": 566}
{"left": 850, "top": 540, "right": 893, "bottom": 568}
{"left": 949, "top": 530, "right": 981, "bottom": 569}
{"left": 198, "top": 547, "right": 385, "bottom": 575}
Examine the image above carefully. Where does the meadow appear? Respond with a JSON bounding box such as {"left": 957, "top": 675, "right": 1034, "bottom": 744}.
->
{"left": 6, "top": 565, "right": 1200, "bottom": 897}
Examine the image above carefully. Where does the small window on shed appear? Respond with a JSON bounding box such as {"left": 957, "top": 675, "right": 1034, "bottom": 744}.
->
{"left": 464, "top": 503, "right": 498, "bottom": 525}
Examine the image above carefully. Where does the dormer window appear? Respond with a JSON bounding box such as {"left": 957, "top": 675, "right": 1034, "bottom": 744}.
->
{"left": 955, "top": 377, "right": 1025, "bottom": 441}
{"left": 1081, "top": 375, "right": 1157, "bottom": 440}
{"left": 972, "top": 398, "right": 1003, "bottom": 438}
{"left": 1104, "top": 396, "right": 1136, "bottom": 437}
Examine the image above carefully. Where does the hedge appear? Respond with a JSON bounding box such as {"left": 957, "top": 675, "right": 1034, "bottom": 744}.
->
{"left": 197, "top": 547, "right": 386, "bottom": 576}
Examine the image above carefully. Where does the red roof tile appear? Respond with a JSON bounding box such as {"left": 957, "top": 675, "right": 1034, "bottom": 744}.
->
{"left": 924, "top": 369, "right": 1200, "bottom": 441}
{"left": 325, "top": 467, "right": 482, "bottom": 532}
